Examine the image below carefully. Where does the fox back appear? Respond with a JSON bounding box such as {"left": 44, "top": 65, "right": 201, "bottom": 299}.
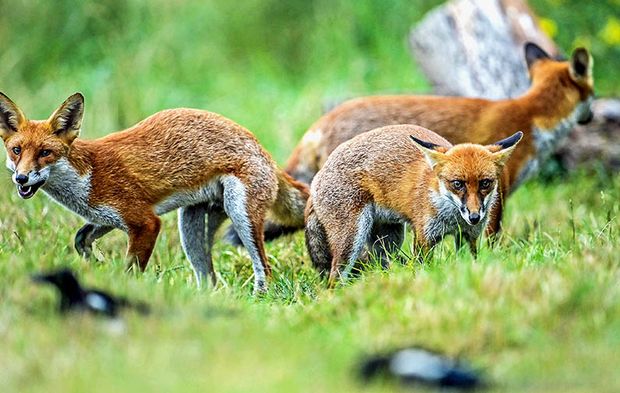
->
{"left": 287, "top": 43, "right": 593, "bottom": 191}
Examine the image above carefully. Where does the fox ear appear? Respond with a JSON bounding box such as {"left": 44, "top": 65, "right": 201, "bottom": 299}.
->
{"left": 524, "top": 42, "right": 550, "bottom": 69}
{"left": 410, "top": 135, "right": 448, "bottom": 168}
{"left": 0, "top": 92, "right": 26, "bottom": 141}
{"left": 48, "top": 93, "right": 84, "bottom": 145}
{"left": 487, "top": 131, "right": 523, "bottom": 165}
{"left": 569, "top": 47, "right": 592, "bottom": 82}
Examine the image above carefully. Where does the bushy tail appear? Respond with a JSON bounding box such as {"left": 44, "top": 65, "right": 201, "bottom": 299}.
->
{"left": 223, "top": 170, "right": 309, "bottom": 245}
{"left": 304, "top": 197, "right": 332, "bottom": 275}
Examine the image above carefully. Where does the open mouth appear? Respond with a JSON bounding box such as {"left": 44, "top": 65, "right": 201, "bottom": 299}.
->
{"left": 16, "top": 180, "right": 45, "bottom": 199}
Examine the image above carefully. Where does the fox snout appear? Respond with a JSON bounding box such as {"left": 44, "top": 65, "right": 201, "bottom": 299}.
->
{"left": 577, "top": 96, "right": 594, "bottom": 125}
{"left": 467, "top": 212, "right": 481, "bottom": 225}
{"left": 10, "top": 168, "right": 50, "bottom": 199}
{"left": 577, "top": 108, "right": 593, "bottom": 125}
{"left": 14, "top": 173, "right": 28, "bottom": 185}
{"left": 459, "top": 205, "right": 482, "bottom": 226}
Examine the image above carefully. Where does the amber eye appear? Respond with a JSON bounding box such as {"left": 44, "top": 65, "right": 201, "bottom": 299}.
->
{"left": 451, "top": 180, "right": 464, "bottom": 190}
{"left": 12, "top": 146, "right": 21, "bottom": 155}
{"left": 479, "top": 179, "right": 492, "bottom": 189}
{"left": 40, "top": 149, "right": 51, "bottom": 157}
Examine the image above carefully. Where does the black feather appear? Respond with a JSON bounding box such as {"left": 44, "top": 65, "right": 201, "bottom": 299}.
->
{"left": 359, "top": 347, "right": 484, "bottom": 390}
{"left": 32, "top": 268, "right": 149, "bottom": 318}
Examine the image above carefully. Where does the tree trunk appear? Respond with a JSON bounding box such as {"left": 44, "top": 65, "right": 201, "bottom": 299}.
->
{"left": 408, "top": 0, "right": 620, "bottom": 172}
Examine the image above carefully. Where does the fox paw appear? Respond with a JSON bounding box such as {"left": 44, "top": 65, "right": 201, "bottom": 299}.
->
{"left": 74, "top": 224, "right": 94, "bottom": 258}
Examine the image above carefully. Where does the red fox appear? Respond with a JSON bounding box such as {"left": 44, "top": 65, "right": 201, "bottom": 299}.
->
{"left": 287, "top": 43, "right": 593, "bottom": 237}
{"left": 0, "top": 92, "right": 308, "bottom": 293}
{"left": 305, "top": 125, "right": 522, "bottom": 285}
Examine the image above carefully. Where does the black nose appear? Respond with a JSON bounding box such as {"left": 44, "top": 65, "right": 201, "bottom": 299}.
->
{"left": 15, "top": 174, "right": 28, "bottom": 185}
{"left": 578, "top": 111, "right": 594, "bottom": 125}
{"left": 469, "top": 213, "right": 480, "bottom": 225}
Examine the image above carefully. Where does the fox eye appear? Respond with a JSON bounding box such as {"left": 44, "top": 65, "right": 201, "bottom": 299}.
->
{"left": 450, "top": 180, "right": 464, "bottom": 190}
{"left": 40, "top": 149, "right": 52, "bottom": 157}
{"left": 12, "top": 146, "right": 21, "bottom": 155}
{"left": 479, "top": 179, "right": 493, "bottom": 189}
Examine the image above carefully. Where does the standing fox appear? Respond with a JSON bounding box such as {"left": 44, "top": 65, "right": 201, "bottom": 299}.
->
{"left": 0, "top": 92, "right": 308, "bottom": 293}
{"left": 281, "top": 43, "right": 593, "bottom": 238}
{"left": 305, "top": 125, "right": 522, "bottom": 285}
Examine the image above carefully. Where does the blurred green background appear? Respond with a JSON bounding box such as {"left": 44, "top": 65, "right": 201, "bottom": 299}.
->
{"left": 0, "top": 0, "right": 618, "bottom": 163}
{"left": 1, "top": 2, "right": 619, "bottom": 392}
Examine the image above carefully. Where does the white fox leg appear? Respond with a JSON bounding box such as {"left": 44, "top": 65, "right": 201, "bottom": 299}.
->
{"left": 221, "top": 176, "right": 269, "bottom": 294}
{"left": 74, "top": 223, "right": 114, "bottom": 258}
{"left": 342, "top": 205, "right": 374, "bottom": 279}
{"left": 205, "top": 209, "right": 227, "bottom": 285}
{"left": 178, "top": 204, "right": 211, "bottom": 287}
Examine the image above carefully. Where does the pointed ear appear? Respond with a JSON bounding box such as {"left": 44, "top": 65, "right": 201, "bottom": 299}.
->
{"left": 569, "top": 47, "right": 592, "bottom": 82}
{"left": 524, "top": 42, "right": 550, "bottom": 69}
{"left": 486, "top": 131, "right": 523, "bottom": 165}
{"left": 409, "top": 135, "right": 448, "bottom": 168}
{"left": 48, "top": 93, "right": 84, "bottom": 145}
{"left": 0, "top": 92, "right": 26, "bottom": 141}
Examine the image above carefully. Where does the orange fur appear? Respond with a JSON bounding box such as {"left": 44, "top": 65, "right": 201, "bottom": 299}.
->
{"left": 305, "top": 125, "right": 522, "bottom": 286}
{"left": 289, "top": 45, "right": 594, "bottom": 235}
{"left": 0, "top": 93, "right": 309, "bottom": 292}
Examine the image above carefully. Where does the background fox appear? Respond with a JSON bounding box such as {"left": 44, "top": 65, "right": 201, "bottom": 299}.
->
{"left": 305, "top": 125, "right": 522, "bottom": 286}
{"left": 0, "top": 92, "right": 308, "bottom": 293}
{"left": 278, "top": 43, "right": 593, "bottom": 240}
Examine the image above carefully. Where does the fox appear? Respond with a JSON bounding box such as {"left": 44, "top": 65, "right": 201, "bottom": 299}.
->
{"left": 305, "top": 125, "right": 523, "bottom": 286}
{"left": 280, "top": 43, "right": 594, "bottom": 240}
{"left": 0, "top": 92, "right": 308, "bottom": 293}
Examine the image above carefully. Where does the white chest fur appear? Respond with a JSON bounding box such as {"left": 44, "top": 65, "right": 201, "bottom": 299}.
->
{"left": 42, "top": 159, "right": 126, "bottom": 229}
{"left": 425, "top": 191, "right": 484, "bottom": 245}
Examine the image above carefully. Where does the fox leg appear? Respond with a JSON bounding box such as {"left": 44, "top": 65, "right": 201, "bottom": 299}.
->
{"left": 205, "top": 209, "right": 227, "bottom": 285}
{"left": 411, "top": 228, "right": 433, "bottom": 263}
{"left": 455, "top": 232, "right": 479, "bottom": 258}
{"left": 486, "top": 180, "right": 508, "bottom": 240}
{"left": 74, "top": 224, "right": 114, "bottom": 258}
{"left": 221, "top": 176, "right": 271, "bottom": 294}
{"left": 486, "top": 202, "right": 503, "bottom": 239}
{"left": 178, "top": 204, "right": 213, "bottom": 288}
{"left": 327, "top": 206, "right": 374, "bottom": 288}
{"left": 368, "top": 222, "right": 406, "bottom": 268}
{"left": 468, "top": 237, "right": 478, "bottom": 258}
{"left": 305, "top": 200, "right": 332, "bottom": 276}
{"left": 125, "top": 215, "right": 161, "bottom": 272}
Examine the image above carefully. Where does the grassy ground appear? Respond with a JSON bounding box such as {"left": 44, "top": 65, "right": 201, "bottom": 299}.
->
{"left": 1, "top": 0, "right": 619, "bottom": 392}
{"left": 1, "top": 166, "right": 619, "bottom": 392}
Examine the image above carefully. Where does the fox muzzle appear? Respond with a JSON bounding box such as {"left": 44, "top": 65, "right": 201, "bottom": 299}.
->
{"left": 11, "top": 169, "right": 49, "bottom": 199}
{"left": 459, "top": 206, "right": 483, "bottom": 226}
{"left": 468, "top": 212, "right": 481, "bottom": 225}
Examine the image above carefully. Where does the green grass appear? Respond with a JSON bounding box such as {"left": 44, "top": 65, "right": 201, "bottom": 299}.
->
{"left": 1, "top": 0, "right": 620, "bottom": 392}
{"left": 1, "top": 168, "right": 619, "bottom": 392}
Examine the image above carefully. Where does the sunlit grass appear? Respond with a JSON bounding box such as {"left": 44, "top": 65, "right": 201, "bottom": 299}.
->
{"left": 1, "top": 168, "right": 619, "bottom": 392}
{"left": 1, "top": 0, "right": 619, "bottom": 391}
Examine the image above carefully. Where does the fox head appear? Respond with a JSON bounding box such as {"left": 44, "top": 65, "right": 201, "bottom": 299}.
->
{"left": 0, "top": 93, "right": 84, "bottom": 199}
{"left": 524, "top": 42, "right": 594, "bottom": 125}
{"left": 410, "top": 131, "right": 523, "bottom": 226}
